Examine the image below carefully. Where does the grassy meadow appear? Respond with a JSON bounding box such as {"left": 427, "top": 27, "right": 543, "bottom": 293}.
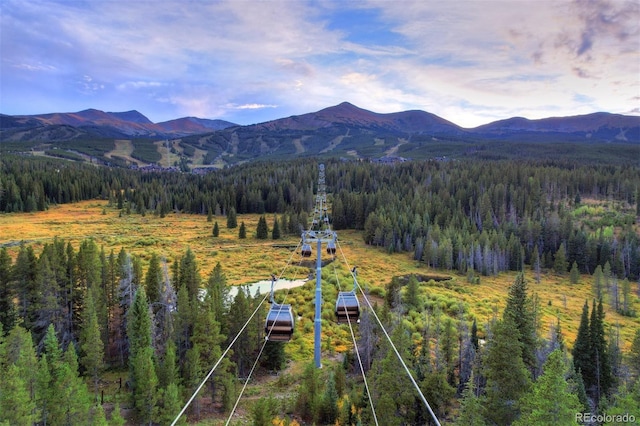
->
{"left": 1, "top": 199, "right": 638, "bottom": 356}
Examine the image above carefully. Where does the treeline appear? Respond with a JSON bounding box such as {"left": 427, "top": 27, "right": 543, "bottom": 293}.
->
{"left": 329, "top": 160, "right": 640, "bottom": 280}
{"left": 0, "top": 240, "right": 282, "bottom": 424}
{"left": 2, "top": 156, "right": 638, "bottom": 280}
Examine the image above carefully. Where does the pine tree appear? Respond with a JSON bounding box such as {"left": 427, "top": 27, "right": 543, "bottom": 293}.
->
{"left": 239, "top": 221, "right": 246, "bottom": 239}
{"left": 252, "top": 396, "right": 279, "bottom": 426}
{"left": 206, "top": 262, "right": 229, "bottom": 325}
{"left": 370, "top": 323, "right": 417, "bottom": 424}
{"left": 159, "top": 382, "right": 185, "bottom": 425}
{"left": 0, "top": 247, "right": 16, "bottom": 333}
{"left": 80, "top": 290, "right": 105, "bottom": 401}
{"left": 132, "top": 346, "right": 158, "bottom": 425}
{"left": 532, "top": 243, "right": 541, "bottom": 284}
{"left": 590, "top": 298, "right": 611, "bottom": 404}
{"left": 513, "top": 349, "right": 581, "bottom": 426}
{"left": 570, "top": 261, "right": 580, "bottom": 284}
{"left": 320, "top": 371, "right": 339, "bottom": 424}
{"left": 483, "top": 316, "right": 531, "bottom": 425}
{"left": 13, "top": 244, "right": 38, "bottom": 331}
{"left": 158, "top": 341, "right": 185, "bottom": 424}
{"left": 192, "top": 292, "right": 231, "bottom": 410}
{"left": 606, "top": 380, "right": 640, "bottom": 421}
{"left": 32, "top": 253, "right": 62, "bottom": 346}
{"left": 178, "top": 248, "right": 200, "bottom": 302}
{"left": 503, "top": 273, "right": 537, "bottom": 372}
{"left": 174, "top": 285, "right": 194, "bottom": 364}
{"left": 92, "top": 403, "right": 109, "bottom": 426}
{"left": 554, "top": 242, "right": 568, "bottom": 274}
{"left": 0, "top": 364, "right": 36, "bottom": 425}
{"left": 212, "top": 221, "right": 219, "bottom": 237}
{"left": 295, "top": 363, "right": 322, "bottom": 423}
{"left": 117, "top": 251, "right": 137, "bottom": 366}
{"left": 109, "top": 401, "right": 126, "bottom": 426}
{"left": 256, "top": 215, "right": 269, "bottom": 239}
{"left": 454, "top": 373, "right": 486, "bottom": 426}
{"left": 127, "top": 287, "right": 158, "bottom": 424}
{"left": 620, "top": 278, "right": 632, "bottom": 316}
{"left": 145, "top": 253, "right": 162, "bottom": 306}
{"left": 183, "top": 344, "right": 202, "bottom": 418}
{"left": 127, "top": 287, "right": 152, "bottom": 369}
{"left": 272, "top": 216, "right": 281, "bottom": 240}
{"left": 572, "top": 301, "right": 593, "bottom": 391}
{"left": 441, "top": 316, "right": 457, "bottom": 386}
{"left": 593, "top": 265, "right": 604, "bottom": 300}
{"left": 403, "top": 274, "right": 421, "bottom": 311}
{"left": 226, "top": 207, "right": 237, "bottom": 229}
{"left": 420, "top": 370, "right": 456, "bottom": 422}
{"left": 228, "top": 288, "right": 259, "bottom": 377}
{"left": 3, "top": 324, "right": 39, "bottom": 408}
{"left": 261, "top": 340, "right": 286, "bottom": 371}
{"left": 40, "top": 326, "right": 92, "bottom": 425}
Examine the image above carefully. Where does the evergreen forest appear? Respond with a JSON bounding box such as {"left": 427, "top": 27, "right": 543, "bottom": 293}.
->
{"left": 0, "top": 153, "right": 639, "bottom": 425}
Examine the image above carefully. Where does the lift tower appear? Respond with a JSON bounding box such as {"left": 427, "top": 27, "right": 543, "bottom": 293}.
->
{"left": 301, "top": 164, "right": 336, "bottom": 368}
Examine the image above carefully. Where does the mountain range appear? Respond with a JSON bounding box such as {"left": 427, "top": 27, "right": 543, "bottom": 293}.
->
{"left": 1, "top": 102, "right": 639, "bottom": 167}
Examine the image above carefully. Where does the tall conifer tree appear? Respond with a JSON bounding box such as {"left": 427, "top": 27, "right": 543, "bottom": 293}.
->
{"left": 513, "top": 349, "right": 581, "bottom": 426}
{"left": 503, "top": 273, "right": 537, "bottom": 372}
{"left": 80, "top": 290, "right": 105, "bottom": 401}
{"left": 572, "top": 301, "right": 593, "bottom": 389}
{"left": 483, "top": 316, "right": 531, "bottom": 425}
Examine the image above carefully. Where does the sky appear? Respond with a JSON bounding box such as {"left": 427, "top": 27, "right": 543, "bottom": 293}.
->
{"left": 1, "top": 0, "right": 638, "bottom": 128}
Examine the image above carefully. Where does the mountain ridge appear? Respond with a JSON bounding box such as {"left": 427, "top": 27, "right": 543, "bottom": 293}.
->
{"left": 2, "top": 102, "right": 639, "bottom": 140}
{"left": 1, "top": 102, "right": 639, "bottom": 168}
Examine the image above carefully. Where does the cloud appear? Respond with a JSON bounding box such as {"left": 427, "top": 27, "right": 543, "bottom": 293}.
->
{"left": 276, "top": 59, "right": 315, "bottom": 77}
{"left": 12, "top": 62, "right": 57, "bottom": 72}
{"left": 78, "top": 75, "right": 104, "bottom": 95}
{"left": 232, "top": 104, "right": 278, "bottom": 110}
{"left": 1, "top": 0, "right": 638, "bottom": 126}
{"left": 117, "top": 81, "right": 166, "bottom": 90}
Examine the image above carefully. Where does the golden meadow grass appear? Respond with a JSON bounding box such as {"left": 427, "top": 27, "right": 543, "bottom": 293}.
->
{"left": 0, "top": 200, "right": 638, "bottom": 353}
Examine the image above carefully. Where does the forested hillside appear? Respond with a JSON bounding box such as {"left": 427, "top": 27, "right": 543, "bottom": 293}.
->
{"left": 2, "top": 155, "right": 639, "bottom": 279}
{"left": 0, "top": 155, "right": 639, "bottom": 424}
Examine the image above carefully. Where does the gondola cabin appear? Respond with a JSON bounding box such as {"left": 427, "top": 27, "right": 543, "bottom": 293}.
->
{"left": 301, "top": 243, "right": 312, "bottom": 257}
{"left": 265, "top": 304, "right": 295, "bottom": 342}
{"left": 335, "top": 291, "right": 360, "bottom": 323}
{"left": 326, "top": 241, "right": 336, "bottom": 255}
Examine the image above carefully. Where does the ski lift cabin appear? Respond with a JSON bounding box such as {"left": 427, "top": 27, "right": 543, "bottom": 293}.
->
{"left": 326, "top": 240, "right": 336, "bottom": 255}
{"left": 301, "top": 243, "right": 312, "bottom": 257}
{"left": 265, "top": 304, "right": 295, "bottom": 342}
{"left": 335, "top": 291, "right": 360, "bottom": 323}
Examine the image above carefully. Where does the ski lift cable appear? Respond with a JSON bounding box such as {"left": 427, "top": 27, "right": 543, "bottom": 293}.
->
{"left": 336, "top": 241, "right": 442, "bottom": 426}
{"left": 226, "top": 248, "right": 303, "bottom": 421}
{"left": 224, "top": 334, "right": 270, "bottom": 425}
{"left": 333, "top": 264, "right": 379, "bottom": 426}
{"left": 171, "top": 241, "right": 301, "bottom": 426}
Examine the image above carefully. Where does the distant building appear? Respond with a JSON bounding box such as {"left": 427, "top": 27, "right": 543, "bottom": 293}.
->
{"left": 372, "top": 155, "right": 409, "bottom": 164}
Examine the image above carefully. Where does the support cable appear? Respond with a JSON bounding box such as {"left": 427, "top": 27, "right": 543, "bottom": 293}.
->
{"left": 336, "top": 241, "right": 442, "bottom": 426}
{"left": 225, "top": 249, "right": 302, "bottom": 422}
{"left": 333, "top": 265, "right": 379, "bottom": 426}
{"left": 171, "top": 243, "right": 301, "bottom": 426}
{"left": 224, "top": 334, "right": 269, "bottom": 425}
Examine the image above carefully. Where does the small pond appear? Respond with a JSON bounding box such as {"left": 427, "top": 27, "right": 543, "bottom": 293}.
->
{"left": 228, "top": 278, "right": 308, "bottom": 298}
